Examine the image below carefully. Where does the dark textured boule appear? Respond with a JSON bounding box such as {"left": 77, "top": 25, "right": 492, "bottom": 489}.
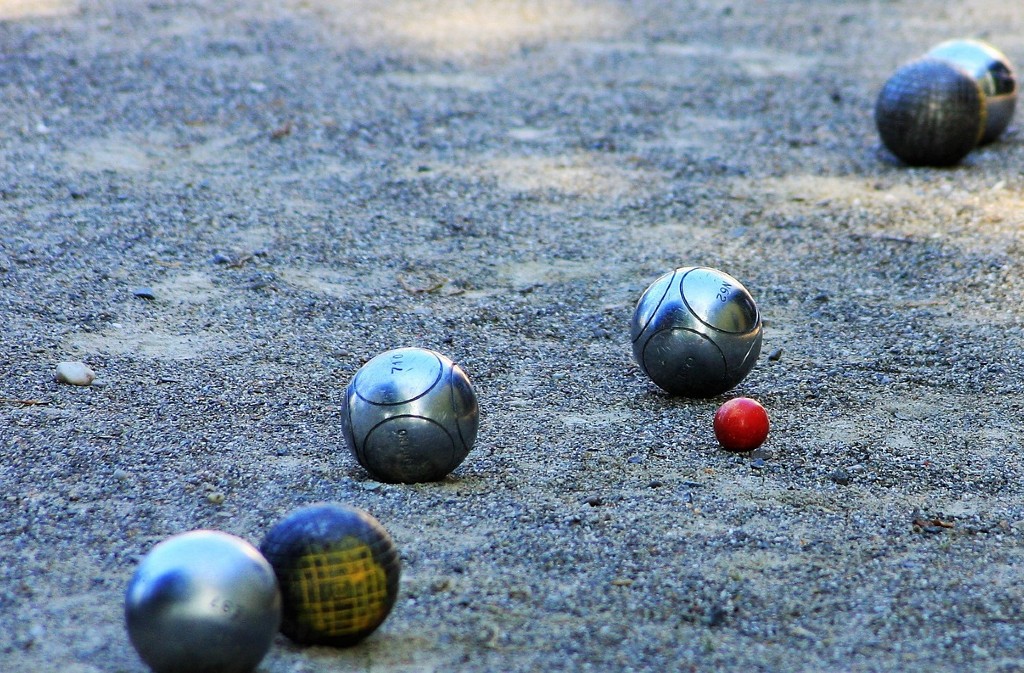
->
{"left": 259, "top": 503, "right": 401, "bottom": 647}
{"left": 928, "top": 39, "right": 1018, "bottom": 144}
{"left": 875, "top": 57, "right": 984, "bottom": 166}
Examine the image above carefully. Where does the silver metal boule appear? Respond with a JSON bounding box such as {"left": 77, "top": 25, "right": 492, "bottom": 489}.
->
{"left": 631, "top": 267, "right": 762, "bottom": 397}
{"left": 342, "top": 347, "right": 479, "bottom": 483}
{"left": 125, "top": 530, "right": 281, "bottom": 673}
{"left": 928, "top": 39, "right": 1018, "bottom": 144}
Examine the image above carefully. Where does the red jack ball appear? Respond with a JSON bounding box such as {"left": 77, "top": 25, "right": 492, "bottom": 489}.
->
{"left": 714, "top": 397, "right": 769, "bottom": 452}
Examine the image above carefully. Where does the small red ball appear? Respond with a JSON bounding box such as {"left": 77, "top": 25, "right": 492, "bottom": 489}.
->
{"left": 713, "top": 397, "right": 770, "bottom": 452}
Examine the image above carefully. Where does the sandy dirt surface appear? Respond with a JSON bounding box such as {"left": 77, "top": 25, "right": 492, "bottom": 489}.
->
{"left": 3, "top": 1, "right": 1024, "bottom": 671}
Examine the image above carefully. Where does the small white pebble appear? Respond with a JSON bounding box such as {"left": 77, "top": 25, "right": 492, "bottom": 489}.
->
{"left": 55, "top": 361, "right": 96, "bottom": 386}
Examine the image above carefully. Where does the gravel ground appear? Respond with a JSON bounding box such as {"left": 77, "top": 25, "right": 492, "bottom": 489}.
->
{"left": 3, "top": 1, "right": 1024, "bottom": 671}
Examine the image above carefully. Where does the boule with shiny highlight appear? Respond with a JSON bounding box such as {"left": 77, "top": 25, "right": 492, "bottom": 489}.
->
{"left": 927, "top": 38, "right": 1018, "bottom": 145}
{"left": 631, "top": 266, "right": 763, "bottom": 398}
{"left": 125, "top": 530, "right": 281, "bottom": 673}
{"left": 342, "top": 347, "right": 479, "bottom": 483}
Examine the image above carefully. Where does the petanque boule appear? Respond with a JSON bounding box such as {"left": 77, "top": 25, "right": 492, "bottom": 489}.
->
{"left": 259, "top": 503, "right": 401, "bottom": 647}
{"left": 875, "top": 57, "right": 984, "bottom": 166}
{"left": 631, "top": 267, "right": 763, "bottom": 398}
{"left": 124, "top": 530, "right": 281, "bottom": 673}
{"left": 927, "top": 39, "right": 1017, "bottom": 144}
{"left": 341, "top": 346, "right": 479, "bottom": 483}
{"left": 875, "top": 38, "right": 1018, "bottom": 166}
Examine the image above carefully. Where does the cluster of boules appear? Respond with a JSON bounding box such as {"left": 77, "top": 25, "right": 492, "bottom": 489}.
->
{"left": 124, "top": 260, "right": 775, "bottom": 673}
{"left": 125, "top": 504, "right": 400, "bottom": 673}
{"left": 875, "top": 39, "right": 1018, "bottom": 166}
{"left": 630, "top": 266, "right": 770, "bottom": 452}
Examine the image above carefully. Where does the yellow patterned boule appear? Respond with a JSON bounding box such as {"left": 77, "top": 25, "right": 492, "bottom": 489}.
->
{"left": 259, "top": 503, "right": 401, "bottom": 646}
